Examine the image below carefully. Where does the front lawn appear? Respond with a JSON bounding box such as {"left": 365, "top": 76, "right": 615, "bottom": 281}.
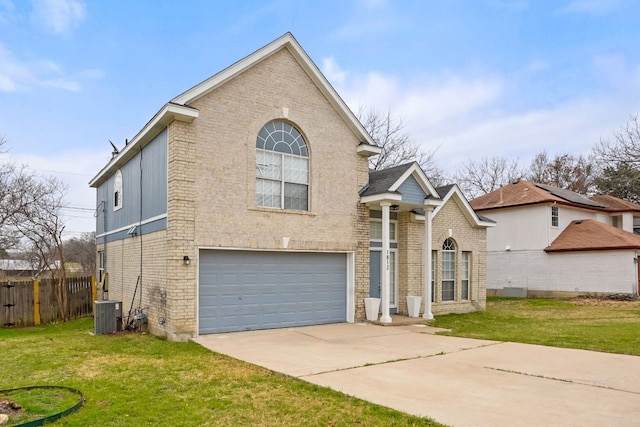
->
{"left": 0, "top": 318, "right": 444, "bottom": 426}
{"left": 432, "top": 297, "right": 640, "bottom": 355}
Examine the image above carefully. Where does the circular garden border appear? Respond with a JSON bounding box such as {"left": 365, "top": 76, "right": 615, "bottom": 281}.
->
{"left": 0, "top": 386, "right": 83, "bottom": 427}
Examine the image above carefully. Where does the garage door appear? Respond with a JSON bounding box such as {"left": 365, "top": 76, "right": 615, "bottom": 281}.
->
{"left": 198, "top": 250, "right": 347, "bottom": 334}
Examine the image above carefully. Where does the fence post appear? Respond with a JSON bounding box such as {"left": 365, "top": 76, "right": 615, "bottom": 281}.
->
{"left": 91, "top": 275, "right": 97, "bottom": 315}
{"left": 34, "top": 279, "right": 41, "bottom": 326}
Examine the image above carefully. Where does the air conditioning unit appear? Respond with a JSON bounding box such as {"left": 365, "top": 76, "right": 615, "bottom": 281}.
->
{"left": 94, "top": 300, "right": 123, "bottom": 335}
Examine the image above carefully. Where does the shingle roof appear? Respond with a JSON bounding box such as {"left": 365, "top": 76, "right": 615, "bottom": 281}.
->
{"left": 359, "top": 163, "right": 414, "bottom": 197}
{"left": 470, "top": 180, "right": 564, "bottom": 210}
{"left": 545, "top": 219, "right": 640, "bottom": 252}
{"left": 434, "top": 184, "right": 455, "bottom": 199}
{"left": 534, "top": 183, "right": 604, "bottom": 208}
{"left": 589, "top": 194, "right": 640, "bottom": 213}
{"left": 470, "top": 180, "right": 622, "bottom": 211}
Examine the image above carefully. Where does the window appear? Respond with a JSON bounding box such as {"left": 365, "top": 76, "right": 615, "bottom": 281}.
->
{"left": 98, "top": 251, "right": 105, "bottom": 285}
{"left": 369, "top": 220, "right": 397, "bottom": 241}
{"left": 256, "top": 121, "right": 309, "bottom": 210}
{"left": 461, "top": 251, "right": 471, "bottom": 300}
{"left": 551, "top": 205, "right": 558, "bottom": 227}
{"left": 441, "top": 238, "right": 456, "bottom": 301}
{"left": 113, "top": 170, "right": 123, "bottom": 211}
{"left": 431, "top": 250, "right": 436, "bottom": 303}
{"left": 389, "top": 251, "right": 397, "bottom": 305}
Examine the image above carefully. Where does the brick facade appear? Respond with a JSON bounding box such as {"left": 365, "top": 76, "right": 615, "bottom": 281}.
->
{"left": 431, "top": 197, "right": 487, "bottom": 314}
{"left": 95, "top": 37, "right": 487, "bottom": 340}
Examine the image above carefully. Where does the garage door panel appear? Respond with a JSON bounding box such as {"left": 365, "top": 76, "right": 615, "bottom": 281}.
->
{"left": 199, "top": 251, "right": 346, "bottom": 334}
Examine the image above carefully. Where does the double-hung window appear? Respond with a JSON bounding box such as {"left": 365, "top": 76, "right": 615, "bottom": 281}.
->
{"left": 551, "top": 205, "right": 558, "bottom": 227}
{"left": 256, "top": 121, "right": 309, "bottom": 211}
{"left": 441, "top": 238, "right": 456, "bottom": 301}
{"left": 461, "top": 251, "right": 471, "bottom": 300}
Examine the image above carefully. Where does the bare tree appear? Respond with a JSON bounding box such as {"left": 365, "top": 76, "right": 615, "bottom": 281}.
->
{"left": 592, "top": 115, "right": 640, "bottom": 202}
{"left": 63, "top": 232, "right": 96, "bottom": 274}
{"left": 453, "top": 156, "right": 522, "bottom": 199}
{"left": 526, "top": 151, "right": 594, "bottom": 194}
{"left": 11, "top": 176, "right": 69, "bottom": 320}
{"left": 1, "top": 138, "right": 34, "bottom": 251}
{"left": 359, "top": 107, "right": 445, "bottom": 185}
{"left": 594, "top": 115, "right": 640, "bottom": 166}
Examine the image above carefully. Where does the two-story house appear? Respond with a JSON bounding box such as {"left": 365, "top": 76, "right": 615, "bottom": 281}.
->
{"left": 471, "top": 180, "right": 640, "bottom": 297}
{"left": 89, "top": 33, "right": 493, "bottom": 340}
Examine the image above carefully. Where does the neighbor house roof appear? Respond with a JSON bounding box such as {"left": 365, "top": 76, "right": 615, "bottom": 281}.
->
{"left": 90, "top": 32, "right": 380, "bottom": 188}
{"left": 470, "top": 180, "right": 606, "bottom": 211}
{"left": 545, "top": 219, "right": 640, "bottom": 252}
{"left": 589, "top": 194, "right": 640, "bottom": 213}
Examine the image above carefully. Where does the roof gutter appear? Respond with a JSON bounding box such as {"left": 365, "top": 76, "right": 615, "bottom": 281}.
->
{"left": 89, "top": 103, "right": 199, "bottom": 188}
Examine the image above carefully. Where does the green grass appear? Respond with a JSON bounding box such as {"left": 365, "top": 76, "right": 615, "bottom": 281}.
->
{"left": 0, "top": 318, "right": 444, "bottom": 426}
{"left": 432, "top": 297, "right": 640, "bottom": 355}
{"left": 0, "top": 387, "right": 81, "bottom": 425}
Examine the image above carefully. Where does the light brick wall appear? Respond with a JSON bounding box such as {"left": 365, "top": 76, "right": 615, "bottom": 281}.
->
{"left": 431, "top": 198, "right": 487, "bottom": 314}
{"left": 160, "top": 47, "right": 366, "bottom": 336}
{"left": 397, "top": 212, "right": 424, "bottom": 315}
{"left": 188, "top": 48, "right": 363, "bottom": 252}
{"left": 165, "top": 120, "right": 198, "bottom": 341}
{"left": 96, "top": 230, "right": 168, "bottom": 335}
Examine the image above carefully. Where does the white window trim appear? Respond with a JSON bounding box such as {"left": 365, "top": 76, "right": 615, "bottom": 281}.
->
{"left": 369, "top": 219, "right": 398, "bottom": 243}
{"left": 461, "top": 251, "right": 471, "bottom": 301}
{"left": 113, "top": 170, "right": 123, "bottom": 212}
{"left": 551, "top": 205, "right": 559, "bottom": 228}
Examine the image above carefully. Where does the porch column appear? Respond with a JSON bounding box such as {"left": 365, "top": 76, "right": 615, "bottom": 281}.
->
{"left": 423, "top": 207, "right": 434, "bottom": 320}
{"left": 380, "top": 201, "right": 392, "bottom": 323}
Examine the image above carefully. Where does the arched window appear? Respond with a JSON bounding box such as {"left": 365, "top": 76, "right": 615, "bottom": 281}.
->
{"left": 441, "top": 238, "right": 456, "bottom": 301}
{"left": 113, "top": 170, "right": 123, "bottom": 211}
{"left": 255, "top": 120, "right": 309, "bottom": 210}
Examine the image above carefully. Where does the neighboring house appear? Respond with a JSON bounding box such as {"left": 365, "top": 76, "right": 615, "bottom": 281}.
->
{"left": 89, "top": 33, "right": 492, "bottom": 341}
{"left": 0, "top": 260, "right": 37, "bottom": 279}
{"left": 470, "top": 180, "right": 640, "bottom": 297}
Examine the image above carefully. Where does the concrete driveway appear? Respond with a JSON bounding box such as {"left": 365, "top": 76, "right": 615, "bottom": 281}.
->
{"left": 194, "top": 323, "right": 640, "bottom": 427}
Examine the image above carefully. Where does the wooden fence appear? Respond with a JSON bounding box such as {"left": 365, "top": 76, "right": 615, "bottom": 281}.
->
{"left": 0, "top": 276, "right": 96, "bottom": 327}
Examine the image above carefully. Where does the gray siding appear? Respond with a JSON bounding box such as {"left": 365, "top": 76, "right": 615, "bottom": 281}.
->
{"left": 96, "top": 129, "right": 167, "bottom": 243}
{"left": 398, "top": 175, "right": 427, "bottom": 205}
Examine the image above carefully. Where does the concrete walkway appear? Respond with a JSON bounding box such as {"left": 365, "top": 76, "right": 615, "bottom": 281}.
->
{"left": 194, "top": 323, "right": 640, "bottom": 427}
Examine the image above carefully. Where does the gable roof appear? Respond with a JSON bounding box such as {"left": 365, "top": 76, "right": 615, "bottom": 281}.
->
{"left": 545, "top": 219, "right": 640, "bottom": 252}
{"left": 359, "top": 162, "right": 439, "bottom": 203}
{"left": 90, "top": 32, "right": 379, "bottom": 188}
{"left": 470, "top": 180, "right": 606, "bottom": 211}
{"left": 433, "top": 184, "right": 495, "bottom": 228}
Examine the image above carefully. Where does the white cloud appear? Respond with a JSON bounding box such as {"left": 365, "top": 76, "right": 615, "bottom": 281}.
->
{"left": 322, "top": 57, "right": 348, "bottom": 86}
{"left": 30, "top": 0, "right": 85, "bottom": 35}
{"left": 323, "top": 57, "right": 640, "bottom": 176}
{"left": 0, "top": 42, "right": 103, "bottom": 93}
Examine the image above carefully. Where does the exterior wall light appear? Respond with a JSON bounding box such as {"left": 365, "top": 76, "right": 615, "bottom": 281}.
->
{"left": 183, "top": 256, "right": 190, "bottom": 265}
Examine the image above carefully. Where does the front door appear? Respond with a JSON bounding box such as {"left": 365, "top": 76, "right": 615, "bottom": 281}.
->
{"left": 369, "top": 250, "right": 381, "bottom": 298}
{"left": 369, "top": 250, "right": 397, "bottom": 313}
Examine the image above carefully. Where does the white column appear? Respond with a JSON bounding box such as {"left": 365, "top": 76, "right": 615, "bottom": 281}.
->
{"left": 380, "top": 201, "right": 392, "bottom": 323}
{"left": 423, "top": 207, "right": 434, "bottom": 320}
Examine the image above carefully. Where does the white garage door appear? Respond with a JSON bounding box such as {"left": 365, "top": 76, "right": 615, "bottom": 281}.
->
{"left": 198, "top": 250, "right": 347, "bottom": 334}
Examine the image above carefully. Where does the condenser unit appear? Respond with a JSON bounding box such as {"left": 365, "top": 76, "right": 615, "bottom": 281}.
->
{"left": 94, "top": 300, "right": 123, "bottom": 335}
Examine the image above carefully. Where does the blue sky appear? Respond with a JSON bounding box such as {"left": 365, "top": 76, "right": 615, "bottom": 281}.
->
{"left": 1, "top": 0, "right": 639, "bottom": 237}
